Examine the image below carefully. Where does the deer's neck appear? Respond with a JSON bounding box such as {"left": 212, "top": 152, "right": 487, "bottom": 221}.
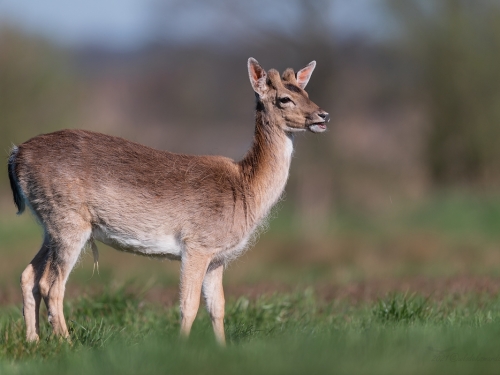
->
{"left": 239, "top": 108, "right": 294, "bottom": 224}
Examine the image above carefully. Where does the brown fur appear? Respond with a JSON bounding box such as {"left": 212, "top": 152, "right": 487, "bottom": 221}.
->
{"left": 9, "top": 58, "right": 328, "bottom": 345}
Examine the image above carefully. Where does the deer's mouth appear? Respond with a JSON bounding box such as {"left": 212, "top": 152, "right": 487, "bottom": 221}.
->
{"left": 308, "top": 122, "right": 327, "bottom": 133}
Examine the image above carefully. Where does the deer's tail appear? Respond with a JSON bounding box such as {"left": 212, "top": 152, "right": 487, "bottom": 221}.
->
{"left": 8, "top": 146, "right": 26, "bottom": 215}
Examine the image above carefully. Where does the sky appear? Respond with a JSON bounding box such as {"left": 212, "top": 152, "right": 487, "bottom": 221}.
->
{"left": 0, "top": 0, "right": 390, "bottom": 49}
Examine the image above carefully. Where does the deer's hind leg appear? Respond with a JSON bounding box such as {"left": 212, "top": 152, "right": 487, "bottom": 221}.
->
{"left": 20, "top": 236, "right": 50, "bottom": 342}
{"left": 37, "top": 221, "right": 91, "bottom": 339}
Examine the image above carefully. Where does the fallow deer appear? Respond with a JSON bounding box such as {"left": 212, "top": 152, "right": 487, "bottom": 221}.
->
{"left": 8, "top": 58, "right": 329, "bottom": 345}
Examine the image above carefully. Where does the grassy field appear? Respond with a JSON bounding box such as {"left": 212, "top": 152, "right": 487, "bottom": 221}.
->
{"left": 1, "top": 289, "right": 500, "bottom": 374}
{"left": 1, "top": 192, "right": 500, "bottom": 374}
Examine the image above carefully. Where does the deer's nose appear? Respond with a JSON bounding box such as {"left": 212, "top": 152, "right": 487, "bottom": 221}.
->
{"left": 319, "top": 112, "right": 330, "bottom": 123}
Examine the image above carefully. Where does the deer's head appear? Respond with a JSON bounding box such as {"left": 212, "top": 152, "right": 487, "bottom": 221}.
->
{"left": 248, "top": 58, "right": 329, "bottom": 134}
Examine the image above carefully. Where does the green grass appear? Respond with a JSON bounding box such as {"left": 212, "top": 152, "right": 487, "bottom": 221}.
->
{"left": 1, "top": 289, "right": 500, "bottom": 374}
{"left": 3, "top": 193, "right": 500, "bottom": 373}
{"left": 402, "top": 192, "right": 500, "bottom": 240}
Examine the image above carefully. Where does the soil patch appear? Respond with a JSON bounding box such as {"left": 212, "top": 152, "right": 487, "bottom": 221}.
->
{"left": 2, "top": 275, "right": 500, "bottom": 308}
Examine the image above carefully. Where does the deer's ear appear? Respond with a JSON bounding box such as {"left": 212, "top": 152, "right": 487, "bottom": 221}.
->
{"left": 296, "top": 61, "right": 316, "bottom": 89}
{"left": 248, "top": 58, "right": 268, "bottom": 96}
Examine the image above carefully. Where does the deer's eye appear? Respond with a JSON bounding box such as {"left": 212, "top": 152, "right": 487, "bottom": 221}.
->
{"left": 279, "top": 97, "right": 292, "bottom": 104}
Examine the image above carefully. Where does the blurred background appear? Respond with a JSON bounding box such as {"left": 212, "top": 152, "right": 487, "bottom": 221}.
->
{"left": 2, "top": 0, "right": 500, "bottom": 300}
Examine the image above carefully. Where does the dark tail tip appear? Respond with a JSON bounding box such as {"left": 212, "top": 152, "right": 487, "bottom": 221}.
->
{"left": 8, "top": 147, "right": 25, "bottom": 215}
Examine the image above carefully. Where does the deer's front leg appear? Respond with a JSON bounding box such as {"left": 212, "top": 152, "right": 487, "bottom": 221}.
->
{"left": 179, "top": 251, "right": 211, "bottom": 339}
{"left": 202, "top": 262, "right": 226, "bottom": 345}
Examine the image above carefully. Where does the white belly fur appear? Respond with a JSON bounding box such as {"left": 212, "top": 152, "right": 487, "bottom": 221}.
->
{"left": 92, "top": 227, "right": 183, "bottom": 257}
{"left": 92, "top": 218, "right": 261, "bottom": 264}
